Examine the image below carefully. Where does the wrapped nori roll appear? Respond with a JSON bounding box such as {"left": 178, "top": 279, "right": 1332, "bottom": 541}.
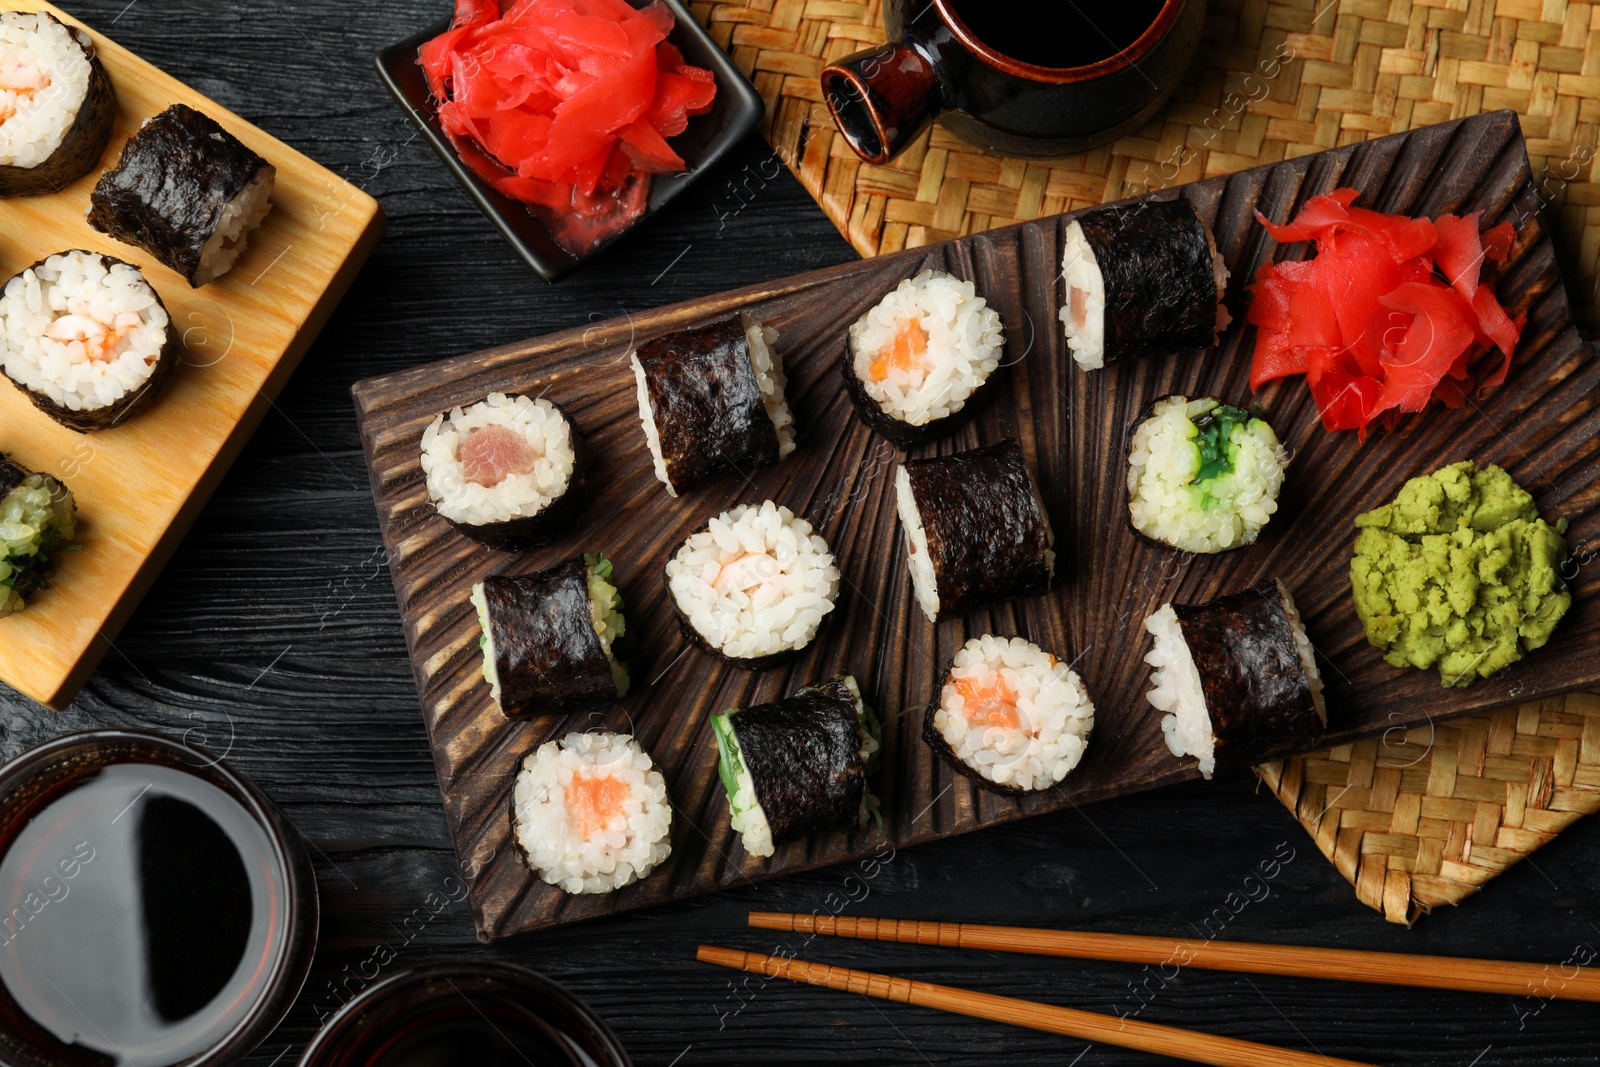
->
{"left": 711, "top": 674, "right": 879, "bottom": 858}
{"left": 0, "top": 11, "right": 115, "bottom": 197}
{"left": 88, "top": 103, "right": 276, "bottom": 287}
{"left": 895, "top": 439, "right": 1055, "bottom": 621}
{"left": 0, "top": 452, "right": 76, "bottom": 617}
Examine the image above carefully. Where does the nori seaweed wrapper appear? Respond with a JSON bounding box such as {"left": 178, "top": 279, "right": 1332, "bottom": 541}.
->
{"left": 1174, "top": 578, "right": 1322, "bottom": 768}
{"left": 904, "top": 439, "right": 1054, "bottom": 619}
{"left": 635, "top": 315, "right": 779, "bottom": 493}
{"left": 88, "top": 103, "right": 274, "bottom": 287}
{"left": 437, "top": 397, "right": 587, "bottom": 553}
{"left": 0, "top": 14, "right": 115, "bottom": 197}
{"left": 1072, "top": 198, "right": 1220, "bottom": 365}
{"left": 481, "top": 558, "right": 618, "bottom": 719}
{"left": 0, "top": 453, "right": 26, "bottom": 496}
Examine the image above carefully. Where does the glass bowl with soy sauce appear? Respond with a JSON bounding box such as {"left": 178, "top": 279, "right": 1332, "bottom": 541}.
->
{"left": 0, "top": 729, "right": 317, "bottom": 1067}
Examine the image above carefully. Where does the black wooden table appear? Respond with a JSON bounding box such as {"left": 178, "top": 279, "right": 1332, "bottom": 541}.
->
{"left": 4, "top": 3, "right": 1598, "bottom": 1064}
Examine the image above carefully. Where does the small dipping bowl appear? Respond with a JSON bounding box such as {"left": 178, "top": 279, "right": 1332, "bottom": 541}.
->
{"left": 298, "top": 961, "right": 633, "bottom": 1067}
{"left": 0, "top": 729, "right": 317, "bottom": 1067}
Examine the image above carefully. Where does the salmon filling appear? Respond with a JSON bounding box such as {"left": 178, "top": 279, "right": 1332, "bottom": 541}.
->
{"left": 955, "top": 674, "right": 1021, "bottom": 731}
{"left": 461, "top": 423, "right": 541, "bottom": 488}
{"left": 568, "top": 773, "right": 630, "bottom": 838}
{"left": 868, "top": 318, "right": 928, "bottom": 383}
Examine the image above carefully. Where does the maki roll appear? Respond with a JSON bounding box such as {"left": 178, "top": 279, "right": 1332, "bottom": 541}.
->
{"left": 0, "top": 11, "right": 115, "bottom": 197}
{"left": 895, "top": 439, "right": 1054, "bottom": 622}
{"left": 631, "top": 312, "right": 795, "bottom": 497}
{"left": 924, "top": 635, "right": 1095, "bottom": 795}
{"left": 1143, "top": 578, "right": 1326, "bottom": 779}
{"left": 422, "top": 392, "right": 583, "bottom": 551}
{"left": 0, "top": 250, "right": 175, "bottom": 432}
{"left": 843, "top": 269, "right": 1005, "bottom": 448}
{"left": 1058, "top": 198, "right": 1229, "bottom": 370}
{"left": 711, "top": 674, "right": 879, "bottom": 858}
{"left": 1127, "top": 395, "right": 1289, "bottom": 553}
{"left": 511, "top": 732, "right": 671, "bottom": 895}
{"left": 0, "top": 452, "right": 75, "bottom": 617}
{"left": 666, "top": 501, "right": 839, "bottom": 667}
{"left": 88, "top": 103, "right": 275, "bottom": 287}
{"left": 471, "top": 555, "right": 627, "bottom": 719}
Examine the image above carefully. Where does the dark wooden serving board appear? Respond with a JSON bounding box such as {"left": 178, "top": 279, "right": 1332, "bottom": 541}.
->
{"left": 353, "top": 110, "right": 1599, "bottom": 942}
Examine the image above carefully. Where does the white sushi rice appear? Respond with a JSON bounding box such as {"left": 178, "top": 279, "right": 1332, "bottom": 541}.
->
{"left": 666, "top": 501, "right": 839, "bottom": 661}
{"left": 469, "top": 582, "right": 504, "bottom": 705}
{"left": 894, "top": 465, "right": 941, "bottom": 621}
{"left": 848, "top": 269, "right": 1004, "bottom": 426}
{"left": 512, "top": 732, "right": 672, "bottom": 895}
{"left": 0, "top": 13, "right": 91, "bottom": 170}
{"left": 193, "top": 166, "right": 276, "bottom": 286}
{"left": 421, "top": 393, "right": 574, "bottom": 527}
{"left": 0, "top": 250, "right": 168, "bottom": 416}
{"left": 933, "top": 635, "right": 1095, "bottom": 792}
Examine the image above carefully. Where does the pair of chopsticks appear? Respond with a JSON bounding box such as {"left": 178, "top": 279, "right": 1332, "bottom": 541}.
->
{"left": 697, "top": 912, "right": 1600, "bottom": 1067}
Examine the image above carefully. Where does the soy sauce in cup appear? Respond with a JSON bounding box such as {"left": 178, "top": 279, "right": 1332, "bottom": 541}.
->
{"left": 948, "top": 0, "right": 1167, "bottom": 69}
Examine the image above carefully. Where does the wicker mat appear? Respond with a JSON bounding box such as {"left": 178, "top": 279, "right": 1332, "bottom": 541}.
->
{"left": 686, "top": 0, "right": 1600, "bottom": 332}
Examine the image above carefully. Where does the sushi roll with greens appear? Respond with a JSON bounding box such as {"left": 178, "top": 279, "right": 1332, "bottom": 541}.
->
{"left": 924, "top": 635, "right": 1095, "bottom": 795}
{"left": 471, "top": 555, "right": 627, "bottom": 720}
{"left": 0, "top": 11, "right": 115, "bottom": 197}
{"left": 1143, "top": 578, "right": 1326, "bottom": 779}
{"left": 712, "top": 674, "right": 879, "bottom": 858}
{"left": 896, "top": 439, "right": 1054, "bottom": 622}
{"left": 1127, "top": 396, "right": 1289, "bottom": 553}
{"left": 843, "top": 269, "right": 1005, "bottom": 448}
{"left": 511, "top": 731, "right": 671, "bottom": 895}
{"left": 631, "top": 312, "right": 795, "bottom": 497}
{"left": 0, "top": 250, "right": 176, "bottom": 432}
{"left": 666, "top": 501, "right": 839, "bottom": 668}
{"left": 88, "top": 103, "right": 276, "bottom": 287}
{"left": 0, "top": 452, "right": 75, "bottom": 617}
{"left": 1058, "top": 198, "right": 1229, "bottom": 370}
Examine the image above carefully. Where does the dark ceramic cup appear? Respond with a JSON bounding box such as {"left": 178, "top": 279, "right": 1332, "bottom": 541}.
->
{"left": 822, "top": 0, "right": 1206, "bottom": 162}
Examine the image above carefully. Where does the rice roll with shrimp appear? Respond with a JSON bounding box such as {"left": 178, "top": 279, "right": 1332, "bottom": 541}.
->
{"left": 896, "top": 439, "right": 1054, "bottom": 622}
{"left": 1059, "top": 198, "right": 1229, "bottom": 370}
{"left": 0, "top": 452, "right": 75, "bottom": 618}
{"left": 0, "top": 11, "right": 115, "bottom": 197}
{"left": 1143, "top": 578, "right": 1325, "bottom": 779}
{"left": 88, "top": 104, "right": 275, "bottom": 287}
{"left": 712, "top": 674, "right": 879, "bottom": 858}
{"left": 666, "top": 501, "right": 839, "bottom": 668}
{"left": 422, "top": 393, "right": 583, "bottom": 550}
{"left": 631, "top": 312, "right": 794, "bottom": 497}
{"left": 0, "top": 250, "right": 175, "bottom": 432}
{"left": 471, "top": 554, "right": 627, "bottom": 719}
{"left": 843, "top": 269, "right": 1005, "bottom": 447}
{"left": 924, "top": 635, "right": 1094, "bottom": 795}
{"left": 1128, "top": 396, "right": 1289, "bottom": 553}
{"left": 511, "top": 731, "right": 671, "bottom": 895}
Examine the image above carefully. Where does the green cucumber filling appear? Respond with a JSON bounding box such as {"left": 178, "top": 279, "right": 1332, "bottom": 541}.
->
{"left": 585, "top": 553, "right": 629, "bottom": 697}
{"left": 712, "top": 711, "right": 774, "bottom": 857}
{"left": 1188, "top": 402, "right": 1257, "bottom": 511}
{"left": 0, "top": 474, "right": 76, "bottom": 619}
{"left": 470, "top": 582, "right": 501, "bottom": 704}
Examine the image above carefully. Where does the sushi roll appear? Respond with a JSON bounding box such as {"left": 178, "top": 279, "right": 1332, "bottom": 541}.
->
{"left": 471, "top": 555, "right": 627, "bottom": 720}
{"left": 1143, "top": 578, "right": 1326, "bottom": 779}
{"left": 88, "top": 103, "right": 275, "bottom": 287}
{"left": 924, "top": 635, "right": 1094, "bottom": 795}
{"left": 422, "top": 392, "right": 583, "bottom": 551}
{"left": 842, "top": 269, "right": 1005, "bottom": 448}
{"left": 895, "top": 439, "right": 1054, "bottom": 622}
{"left": 0, "top": 452, "right": 75, "bottom": 618}
{"left": 1058, "top": 198, "right": 1230, "bottom": 370}
{"left": 511, "top": 731, "right": 671, "bottom": 895}
{"left": 631, "top": 312, "right": 795, "bottom": 497}
{"left": 666, "top": 501, "right": 839, "bottom": 668}
{"left": 0, "top": 250, "right": 176, "bottom": 432}
{"left": 1127, "top": 395, "right": 1289, "bottom": 553}
{"left": 711, "top": 674, "right": 879, "bottom": 858}
{"left": 0, "top": 11, "right": 115, "bottom": 197}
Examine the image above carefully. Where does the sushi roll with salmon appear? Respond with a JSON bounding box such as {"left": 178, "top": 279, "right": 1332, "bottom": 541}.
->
{"left": 1143, "top": 578, "right": 1326, "bottom": 779}
{"left": 0, "top": 11, "right": 115, "bottom": 197}
{"left": 842, "top": 269, "right": 1005, "bottom": 448}
{"left": 0, "top": 452, "right": 75, "bottom": 618}
{"left": 712, "top": 674, "right": 879, "bottom": 858}
{"left": 511, "top": 732, "right": 671, "bottom": 895}
{"left": 0, "top": 250, "right": 176, "bottom": 432}
{"left": 1058, "top": 198, "right": 1229, "bottom": 370}
{"left": 924, "top": 635, "right": 1094, "bottom": 794}
{"left": 422, "top": 393, "right": 584, "bottom": 550}
{"left": 631, "top": 312, "right": 795, "bottom": 497}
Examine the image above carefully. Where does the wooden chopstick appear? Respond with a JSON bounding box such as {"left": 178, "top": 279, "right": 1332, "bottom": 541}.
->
{"left": 698, "top": 944, "right": 1379, "bottom": 1067}
{"left": 748, "top": 911, "right": 1600, "bottom": 1003}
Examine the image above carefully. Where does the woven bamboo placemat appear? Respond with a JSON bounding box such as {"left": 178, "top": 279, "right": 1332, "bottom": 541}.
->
{"left": 686, "top": 0, "right": 1600, "bottom": 331}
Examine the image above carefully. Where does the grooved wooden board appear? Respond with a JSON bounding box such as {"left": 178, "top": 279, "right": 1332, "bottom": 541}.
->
{"left": 354, "top": 111, "right": 1599, "bottom": 942}
{"left": 0, "top": 1, "right": 383, "bottom": 709}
